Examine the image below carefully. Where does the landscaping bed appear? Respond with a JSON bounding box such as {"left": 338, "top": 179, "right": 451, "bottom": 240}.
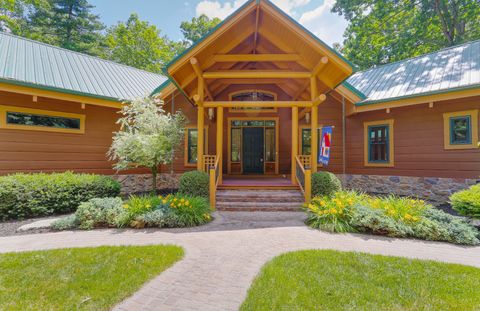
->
{"left": 0, "top": 245, "right": 183, "bottom": 310}
{"left": 241, "top": 250, "right": 480, "bottom": 310}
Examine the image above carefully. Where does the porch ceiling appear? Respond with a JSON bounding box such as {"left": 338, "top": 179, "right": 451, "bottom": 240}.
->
{"left": 162, "top": 0, "right": 353, "bottom": 103}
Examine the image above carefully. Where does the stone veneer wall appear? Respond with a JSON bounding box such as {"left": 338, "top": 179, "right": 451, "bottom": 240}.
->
{"left": 343, "top": 174, "right": 478, "bottom": 205}
{"left": 112, "top": 173, "right": 181, "bottom": 195}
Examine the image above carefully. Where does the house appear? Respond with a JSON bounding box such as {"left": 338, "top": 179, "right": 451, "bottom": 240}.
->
{"left": 0, "top": 0, "right": 478, "bottom": 205}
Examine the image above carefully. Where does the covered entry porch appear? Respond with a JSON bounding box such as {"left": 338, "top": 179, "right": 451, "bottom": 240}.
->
{"left": 157, "top": 0, "right": 353, "bottom": 205}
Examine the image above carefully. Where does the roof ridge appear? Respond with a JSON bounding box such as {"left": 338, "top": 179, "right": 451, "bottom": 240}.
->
{"left": 351, "top": 39, "right": 480, "bottom": 77}
{"left": 0, "top": 31, "right": 165, "bottom": 78}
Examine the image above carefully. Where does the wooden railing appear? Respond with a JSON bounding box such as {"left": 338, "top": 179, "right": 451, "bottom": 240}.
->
{"left": 295, "top": 155, "right": 311, "bottom": 203}
{"left": 205, "top": 155, "right": 221, "bottom": 208}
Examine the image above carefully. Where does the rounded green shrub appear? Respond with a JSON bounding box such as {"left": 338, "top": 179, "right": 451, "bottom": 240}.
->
{"left": 311, "top": 171, "right": 342, "bottom": 197}
{"left": 0, "top": 172, "right": 121, "bottom": 221}
{"left": 178, "top": 170, "right": 209, "bottom": 198}
{"left": 450, "top": 184, "right": 480, "bottom": 218}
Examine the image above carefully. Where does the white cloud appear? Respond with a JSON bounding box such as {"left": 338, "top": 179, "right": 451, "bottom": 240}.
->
{"left": 195, "top": 0, "right": 310, "bottom": 19}
{"left": 299, "top": 0, "right": 347, "bottom": 45}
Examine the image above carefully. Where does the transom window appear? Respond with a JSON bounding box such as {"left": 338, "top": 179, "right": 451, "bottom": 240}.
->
{"left": 229, "top": 91, "right": 277, "bottom": 112}
{"left": 0, "top": 105, "right": 85, "bottom": 134}
{"left": 363, "top": 119, "right": 394, "bottom": 167}
{"left": 443, "top": 110, "right": 478, "bottom": 150}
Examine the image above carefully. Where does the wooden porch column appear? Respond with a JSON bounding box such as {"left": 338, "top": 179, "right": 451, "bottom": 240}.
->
{"left": 291, "top": 106, "right": 298, "bottom": 184}
{"left": 310, "top": 76, "right": 318, "bottom": 173}
{"left": 195, "top": 66, "right": 205, "bottom": 171}
{"left": 216, "top": 106, "right": 223, "bottom": 184}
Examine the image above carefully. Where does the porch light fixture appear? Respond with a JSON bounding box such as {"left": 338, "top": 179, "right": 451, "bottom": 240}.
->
{"left": 208, "top": 108, "right": 215, "bottom": 120}
{"left": 305, "top": 112, "right": 311, "bottom": 124}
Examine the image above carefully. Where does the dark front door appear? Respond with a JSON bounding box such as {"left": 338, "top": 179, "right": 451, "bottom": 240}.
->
{"left": 243, "top": 127, "right": 264, "bottom": 174}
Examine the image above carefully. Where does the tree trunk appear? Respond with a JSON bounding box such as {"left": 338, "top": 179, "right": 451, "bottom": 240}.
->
{"left": 151, "top": 166, "right": 158, "bottom": 195}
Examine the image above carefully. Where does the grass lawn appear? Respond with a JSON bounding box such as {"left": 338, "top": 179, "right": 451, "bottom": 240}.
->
{"left": 0, "top": 245, "right": 183, "bottom": 310}
{"left": 241, "top": 250, "right": 480, "bottom": 310}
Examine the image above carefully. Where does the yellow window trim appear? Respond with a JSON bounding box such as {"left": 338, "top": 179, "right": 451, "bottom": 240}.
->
{"left": 0, "top": 105, "right": 85, "bottom": 134}
{"left": 228, "top": 89, "right": 278, "bottom": 113}
{"left": 363, "top": 119, "right": 394, "bottom": 167}
{"left": 184, "top": 125, "right": 209, "bottom": 167}
{"left": 298, "top": 124, "right": 324, "bottom": 168}
{"left": 443, "top": 109, "right": 479, "bottom": 150}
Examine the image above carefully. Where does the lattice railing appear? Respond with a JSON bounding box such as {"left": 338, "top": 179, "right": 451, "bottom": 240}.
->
{"left": 295, "top": 155, "right": 311, "bottom": 203}
{"left": 203, "top": 155, "right": 216, "bottom": 171}
{"left": 205, "top": 155, "right": 221, "bottom": 208}
{"left": 298, "top": 155, "right": 311, "bottom": 169}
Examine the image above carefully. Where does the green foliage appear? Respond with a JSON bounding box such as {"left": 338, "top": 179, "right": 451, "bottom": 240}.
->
{"left": 241, "top": 250, "right": 480, "bottom": 310}
{"left": 25, "top": 0, "right": 105, "bottom": 55}
{"left": 178, "top": 170, "right": 209, "bottom": 198}
{"left": 109, "top": 96, "right": 186, "bottom": 193}
{"left": 75, "top": 197, "right": 124, "bottom": 229}
{"left": 0, "top": 245, "right": 183, "bottom": 310}
{"left": 120, "top": 195, "right": 162, "bottom": 227}
{"left": 304, "top": 191, "right": 479, "bottom": 245}
{"left": 311, "top": 171, "right": 342, "bottom": 197}
{"left": 180, "top": 14, "right": 221, "bottom": 44}
{"left": 450, "top": 184, "right": 480, "bottom": 218}
{"left": 103, "top": 13, "right": 179, "bottom": 73}
{"left": 0, "top": 172, "right": 120, "bottom": 221}
{"left": 50, "top": 214, "right": 79, "bottom": 230}
{"left": 333, "top": 0, "right": 480, "bottom": 69}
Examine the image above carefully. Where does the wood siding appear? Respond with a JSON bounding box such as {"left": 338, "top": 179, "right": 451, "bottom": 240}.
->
{"left": 346, "top": 96, "right": 480, "bottom": 179}
{"left": 0, "top": 90, "right": 149, "bottom": 175}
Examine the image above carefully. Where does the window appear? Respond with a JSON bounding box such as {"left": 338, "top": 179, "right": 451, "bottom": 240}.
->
{"left": 0, "top": 105, "right": 85, "bottom": 134}
{"left": 443, "top": 110, "right": 478, "bottom": 149}
{"left": 229, "top": 90, "right": 277, "bottom": 112}
{"left": 299, "top": 127, "right": 321, "bottom": 157}
{"left": 363, "top": 119, "right": 394, "bottom": 167}
{"left": 185, "top": 127, "right": 208, "bottom": 166}
{"left": 231, "top": 128, "right": 241, "bottom": 162}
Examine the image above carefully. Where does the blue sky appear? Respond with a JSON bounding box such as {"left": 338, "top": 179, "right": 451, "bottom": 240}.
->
{"left": 89, "top": 0, "right": 347, "bottom": 45}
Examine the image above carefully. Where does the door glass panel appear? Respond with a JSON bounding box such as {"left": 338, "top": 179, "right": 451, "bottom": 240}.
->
{"left": 265, "top": 128, "right": 275, "bottom": 162}
{"left": 231, "top": 128, "right": 241, "bottom": 162}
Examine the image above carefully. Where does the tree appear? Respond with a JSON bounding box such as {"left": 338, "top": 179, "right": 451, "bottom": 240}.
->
{"left": 0, "top": 0, "right": 48, "bottom": 33}
{"left": 333, "top": 0, "right": 480, "bottom": 69}
{"left": 108, "top": 96, "right": 186, "bottom": 193}
{"left": 180, "top": 14, "right": 221, "bottom": 44}
{"left": 26, "top": 0, "right": 105, "bottom": 55}
{"left": 103, "top": 13, "right": 178, "bottom": 73}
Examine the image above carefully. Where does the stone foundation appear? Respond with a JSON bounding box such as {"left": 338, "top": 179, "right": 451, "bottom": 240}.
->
{"left": 344, "top": 174, "right": 477, "bottom": 205}
{"left": 112, "top": 173, "right": 181, "bottom": 195}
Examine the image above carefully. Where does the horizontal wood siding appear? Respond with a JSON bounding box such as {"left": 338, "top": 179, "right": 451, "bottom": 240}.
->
{"left": 0, "top": 91, "right": 149, "bottom": 175}
{"left": 346, "top": 96, "right": 480, "bottom": 178}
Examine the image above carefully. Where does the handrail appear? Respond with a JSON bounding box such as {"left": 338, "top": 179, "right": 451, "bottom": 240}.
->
{"left": 295, "top": 155, "right": 311, "bottom": 203}
{"left": 208, "top": 154, "right": 221, "bottom": 208}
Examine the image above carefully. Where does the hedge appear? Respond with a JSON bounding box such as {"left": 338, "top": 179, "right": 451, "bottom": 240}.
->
{"left": 0, "top": 172, "right": 121, "bottom": 221}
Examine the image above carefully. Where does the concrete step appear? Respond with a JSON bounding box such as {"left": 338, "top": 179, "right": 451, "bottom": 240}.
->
{"left": 216, "top": 201, "right": 303, "bottom": 212}
{"left": 216, "top": 190, "right": 304, "bottom": 203}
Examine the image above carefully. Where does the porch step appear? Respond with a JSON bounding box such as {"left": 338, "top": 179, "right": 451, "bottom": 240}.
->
{"left": 215, "top": 189, "right": 304, "bottom": 212}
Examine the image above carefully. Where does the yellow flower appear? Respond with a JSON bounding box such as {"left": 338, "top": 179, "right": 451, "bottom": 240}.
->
{"left": 330, "top": 208, "right": 337, "bottom": 214}
{"left": 123, "top": 204, "right": 129, "bottom": 209}
{"left": 146, "top": 204, "right": 151, "bottom": 209}
{"left": 185, "top": 201, "right": 190, "bottom": 206}
{"left": 162, "top": 199, "right": 167, "bottom": 204}
{"left": 320, "top": 201, "right": 326, "bottom": 207}
{"left": 173, "top": 198, "right": 177, "bottom": 202}
{"left": 404, "top": 214, "right": 413, "bottom": 220}
{"left": 180, "top": 198, "right": 185, "bottom": 203}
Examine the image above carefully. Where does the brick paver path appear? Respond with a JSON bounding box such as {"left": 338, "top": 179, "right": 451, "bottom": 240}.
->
{"left": 1, "top": 211, "right": 479, "bottom": 311}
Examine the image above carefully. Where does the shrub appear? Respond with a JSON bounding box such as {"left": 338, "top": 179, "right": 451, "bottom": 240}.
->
{"left": 0, "top": 172, "right": 121, "bottom": 221}
{"left": 51, "top": 214, "right": 79, "bottom": 230}
{"left": 364, "top": 195, "right": 428, "bottom": 222}
{"left": 135, "top": 207, "right": 178, "bottom": 228}
{"left": 178, "top": 171, "right": 209, "bottom": 198}
{"left": 304, "top": 191, "right": 364, "bottom": 232}
{"left": 119, "top": 195, "right": 162, "bottom": 227}
{"left": 351, "top": 204, "right": 414, "bottom": 237}
{"left": 75, "top": 197, "right": 124, "bottom": 230}
{"left": 166, "top": 194, "right": 212, "bottom": 227}
{"left": 311, "top": 172, "right": 342, "bottom": 197}
{"left": 450, "top": 184, "right": 480, "bottom": 218}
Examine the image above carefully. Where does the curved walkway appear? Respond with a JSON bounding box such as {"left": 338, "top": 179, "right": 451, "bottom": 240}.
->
{"left": 1, "top": 212, "right": 479, "bottom": 311}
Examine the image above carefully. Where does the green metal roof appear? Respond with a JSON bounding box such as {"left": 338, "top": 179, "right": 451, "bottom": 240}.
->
{"left": 347, "top": 39, "right": 480, "bottom": 105}
{"left": 0, "top": 31, "right": 166, "bottom": 101}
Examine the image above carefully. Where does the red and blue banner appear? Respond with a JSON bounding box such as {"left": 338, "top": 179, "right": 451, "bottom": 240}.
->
{"left": 319, "top": 126, "right": 333, "bottom": 166}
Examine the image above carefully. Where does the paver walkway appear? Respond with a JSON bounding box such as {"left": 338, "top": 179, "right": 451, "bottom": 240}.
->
{"left": 1, "top": 211, "right": 479, "bottom": 311}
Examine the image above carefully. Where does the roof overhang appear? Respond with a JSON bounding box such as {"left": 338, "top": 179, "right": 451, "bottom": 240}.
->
{"left": 155, "top": 0, "right": 353, "bottom": 103}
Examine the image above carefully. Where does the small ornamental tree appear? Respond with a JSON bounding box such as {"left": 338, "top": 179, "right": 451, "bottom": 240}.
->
{"left": 109, "top": 96, "right": 186, "bottom": 193}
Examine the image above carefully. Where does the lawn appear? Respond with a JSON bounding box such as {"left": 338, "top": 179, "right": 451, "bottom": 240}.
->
{"left": 241, "top": 250, "right": 480, "bottom": 310}
{"left": 0, "top": 245, "right": 183, "bottom": 310}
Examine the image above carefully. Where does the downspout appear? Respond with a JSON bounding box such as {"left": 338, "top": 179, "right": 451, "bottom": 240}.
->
{"left": 342, "top": 95, "right": 347, "bottom": 186}
{"left": 170, "top": 92, "right": 175, "bottom": 174}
